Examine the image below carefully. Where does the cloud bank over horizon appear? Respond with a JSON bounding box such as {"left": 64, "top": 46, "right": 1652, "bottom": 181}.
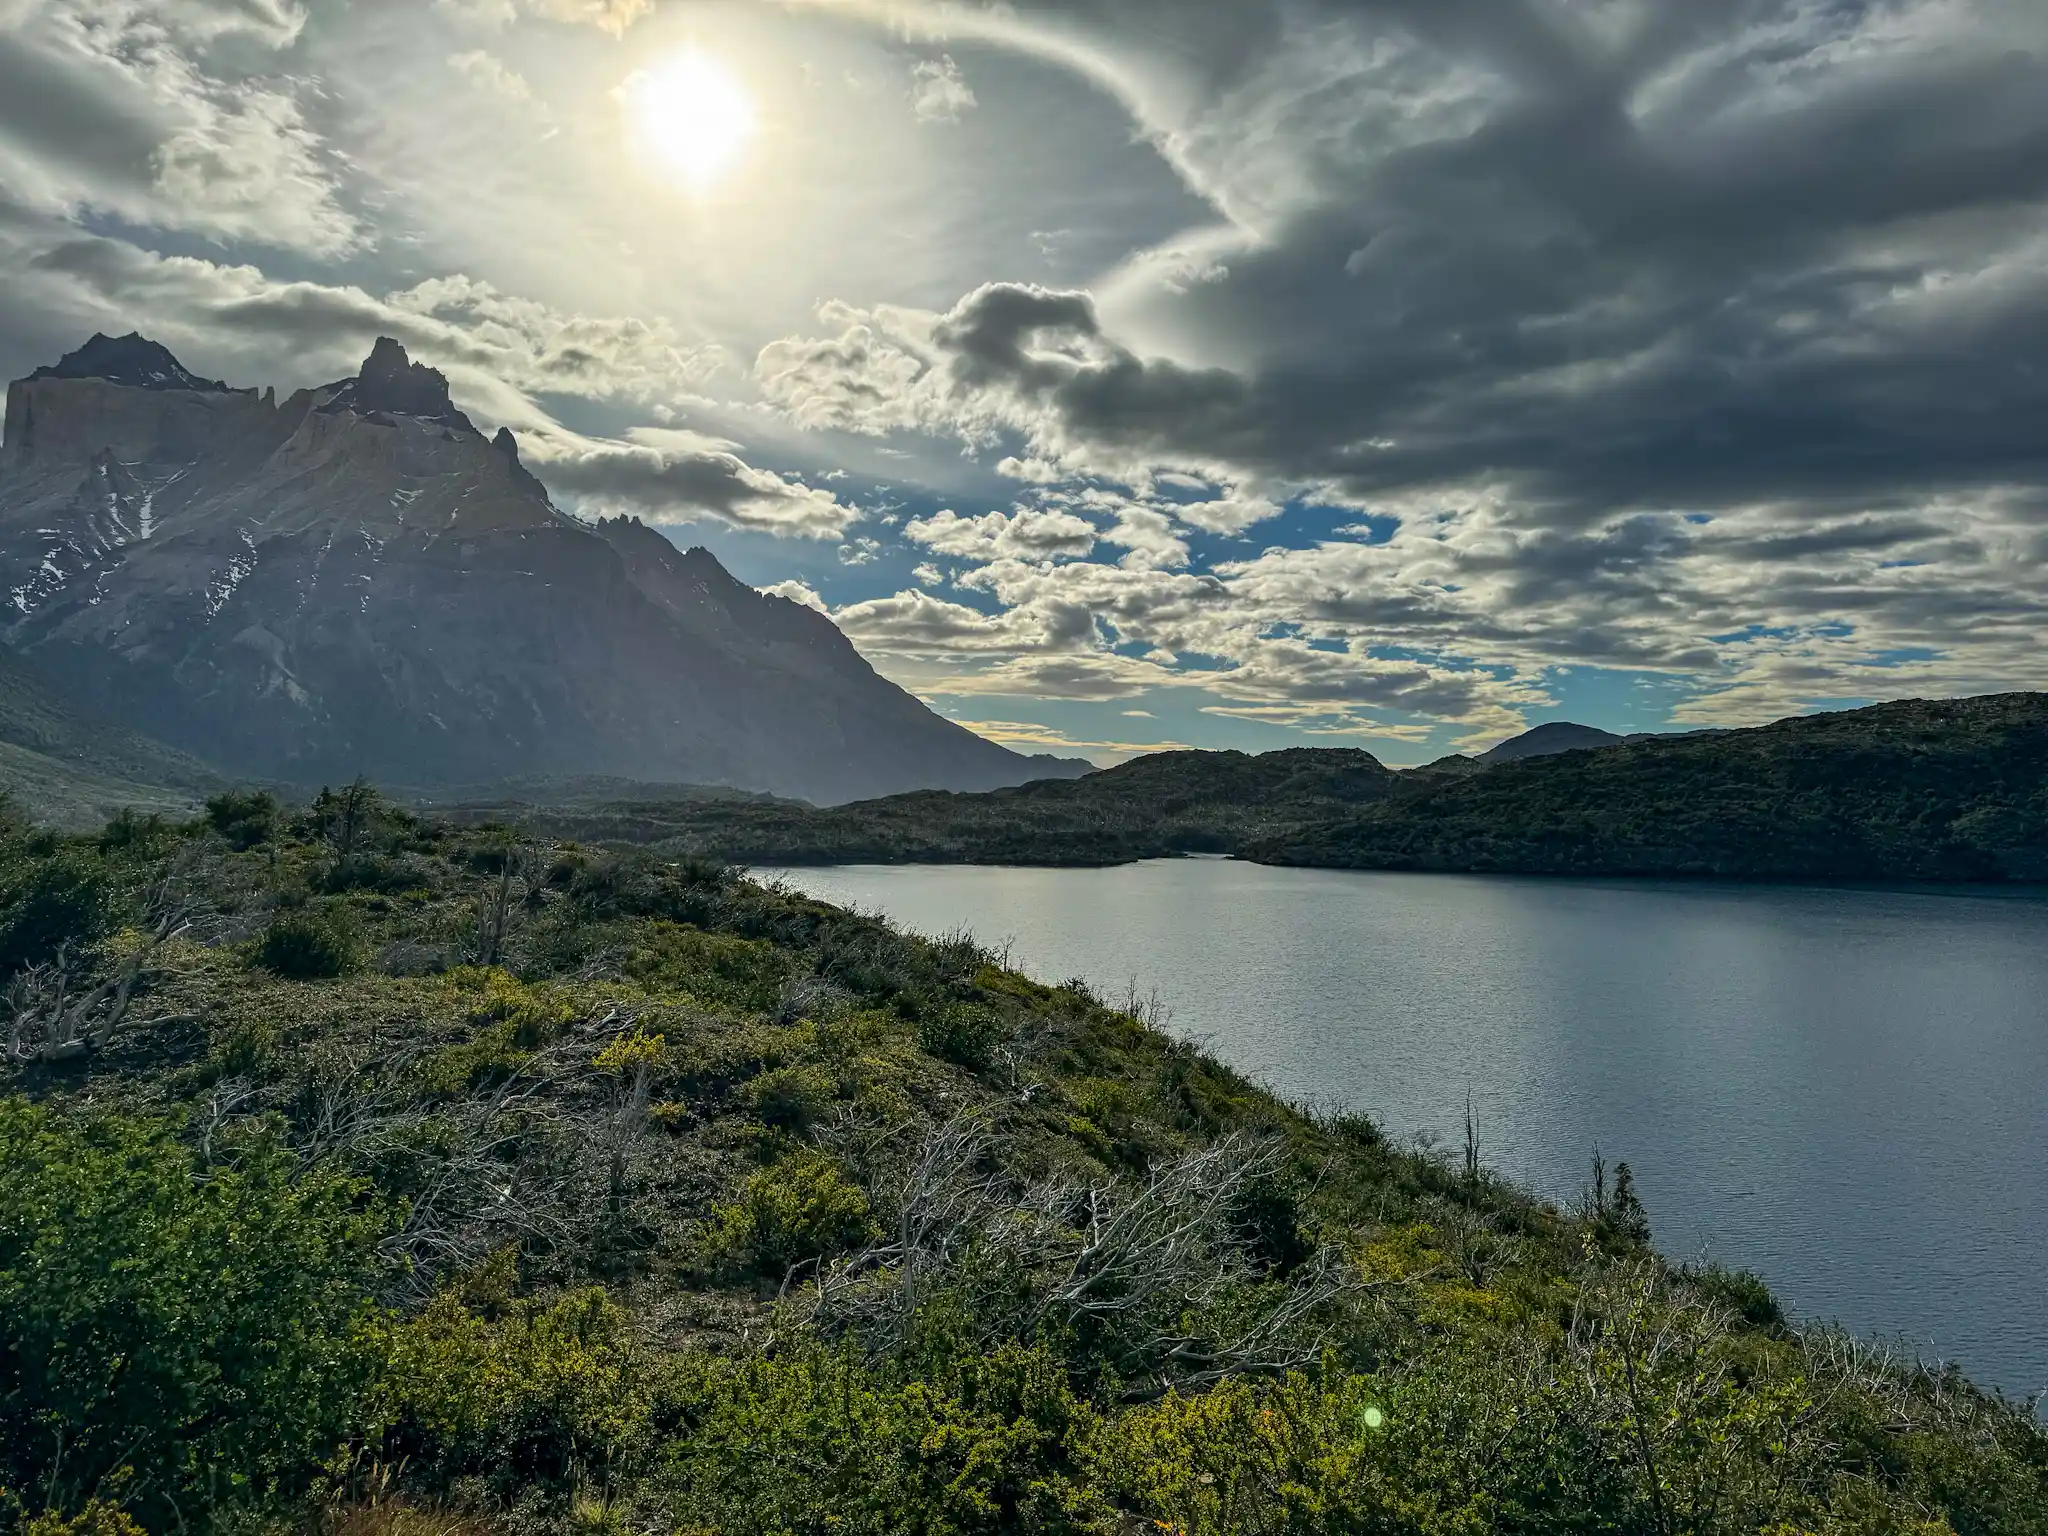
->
{"left": 2, "top": 0, "right": 2044, "bottom": 762}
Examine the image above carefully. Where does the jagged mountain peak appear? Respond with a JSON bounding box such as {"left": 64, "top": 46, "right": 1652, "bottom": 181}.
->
{"left": 29, "top": 332, "right": 238, "bottom": 394}
{"left": 318, "top": 337, "right": 474, "bottom": 431}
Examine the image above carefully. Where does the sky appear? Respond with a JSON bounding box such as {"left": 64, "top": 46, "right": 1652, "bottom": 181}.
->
{"left": 1, "top": 0, "right": 2045, "bottom": 765}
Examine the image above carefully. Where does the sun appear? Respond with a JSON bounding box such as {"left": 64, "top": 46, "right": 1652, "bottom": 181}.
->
{"left": 624, "top": 49, "right": 757, "bottom": 189}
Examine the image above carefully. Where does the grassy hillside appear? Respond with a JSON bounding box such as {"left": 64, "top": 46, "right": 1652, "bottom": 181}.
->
{"left": 533, "top": 747, "right": 1400, "bottom": 866}
{"left": 0, "top": 646, "right": 223, "bottom": 828}
{"left": 1255, "top": 693, "right": 2048, "bottom": 881}
{"left": 1, "top": 788, "right": 2043, "bottom": 1535}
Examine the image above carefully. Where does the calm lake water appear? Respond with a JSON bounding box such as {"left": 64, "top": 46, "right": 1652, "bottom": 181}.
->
{"left": 762, "top": 861, "right": 2048, "bottom": 1401}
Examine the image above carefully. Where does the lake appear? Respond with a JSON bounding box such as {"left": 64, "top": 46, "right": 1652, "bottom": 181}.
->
{"left": 761, "top": 860, "right": 2048, "bottom": 1402}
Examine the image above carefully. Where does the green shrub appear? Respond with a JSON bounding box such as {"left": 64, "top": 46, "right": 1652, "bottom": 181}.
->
{"left": 0, "top": 847, "right": 117, "bottom": 978}
{"left": 418, "top": 971, "right": 576, "bottom": 1095}
{"left": 626, "top": 922, "right": 789, "bottom": 1013}
{"left": 376, "top": 1288, "right": 652, "bottom": 1487}
{"left": 0, "top": 1100, "right": 382, "bottom": 1527}
{"left": 702, "top": 1152, "right": 876, "bottom": 1277}
{"left": 1682, "top": 1260, "right": 1787, "bottom": 1330}
{"left": 916, "top": 1000, "right": 1004, "bottom": 1070}
{"left": 744, "top": 1064, "right": 837, "bottom": 1132}
{"left": 648, "top": 1344, "right": 1102, "bottom": 1536}
{"left": 255, "top": 907, "right": 363, "bottom": 978}
{"left": 96, "top": 809, "right": 171, "bottom": 856}
{"left": 1229, "top": 1171, "right": 1314, "bottom": 1277}
{"left": 206, "top": 789, "right": 280, "bottom": 850}
{"left": 0, "top": 849, "right": 115, "bottom": 976}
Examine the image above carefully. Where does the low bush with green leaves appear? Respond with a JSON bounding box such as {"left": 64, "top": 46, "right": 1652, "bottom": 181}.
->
{"left": 255, "top": 906, "right": 363, "bottom": 978}
{"left": 0, "top": 1102, "right": 381, "bottom": 1528}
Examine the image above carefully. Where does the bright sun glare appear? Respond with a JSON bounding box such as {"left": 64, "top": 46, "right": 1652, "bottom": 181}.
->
{"left": 625, "top": 50, "right": 757, "bottom": 189}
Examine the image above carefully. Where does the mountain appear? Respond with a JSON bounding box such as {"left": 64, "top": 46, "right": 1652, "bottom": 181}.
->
{"left": 1476, "top": 720, "right": 1625, "bottom": 763}
{"left": 1254, "top": 693, "right": 2048, "bottom": 881}
{"left": 0, "top": 334, "right": 1085, "bottom": 804}
{"left": 495, "top": 745, "right": 1400, "bottom": 864}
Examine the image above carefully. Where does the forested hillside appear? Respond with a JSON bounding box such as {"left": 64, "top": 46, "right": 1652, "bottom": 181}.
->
{"left": 1257, "top": 693, "right": 2048, "bottom": 880}
{"left": 1, "top": 789, "right": 2044, "bottom": 1535}
{"left": 467, "top": 748, "right": 1400, "bottom": 866}
{"left": 475, "top": 693, "right": 2048, "bottom": 885}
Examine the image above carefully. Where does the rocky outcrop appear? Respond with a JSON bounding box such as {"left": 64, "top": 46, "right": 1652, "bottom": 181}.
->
{"left": 0, "top": 335, "right": 1085, "bottom": 802}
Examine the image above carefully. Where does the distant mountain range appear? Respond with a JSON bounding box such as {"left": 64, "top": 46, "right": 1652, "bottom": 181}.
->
{"left": 0, "top": 333, "right": 1084, "bottom": 806}
{"left": 509, "top": 694, "right": 2048, "bottom": 883}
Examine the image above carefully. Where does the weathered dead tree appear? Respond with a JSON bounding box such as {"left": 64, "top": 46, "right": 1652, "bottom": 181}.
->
{"left": 468, "top": 835, "right": 549, "bottom": 967}
{"left": 5, "top": 865, "right": 198, "bottom": 1065}
{"left": 806, "top": 1116, "right": 1356, "bottom": 1397}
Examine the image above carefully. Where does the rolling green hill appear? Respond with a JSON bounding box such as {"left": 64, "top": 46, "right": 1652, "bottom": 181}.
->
{"left": 1255, "top": 692, "right": 2048, "bottom": 881}
{"left": 1, "top": 794, "right": 2041, "bottom": 1533}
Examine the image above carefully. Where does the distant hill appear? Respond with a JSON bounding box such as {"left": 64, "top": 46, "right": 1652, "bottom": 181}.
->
{"left": 1477, "top": 721, "right": 1625, "bottom": 763}
{"left": 1255, "top": 693, "right": 2048, "bottom": 882}
{"left": 550, "top": 694, "right": 2048, "bottom": 883}
{"left": 0, "top": 333, "right": 1085, "bottom": 804}
{"left": 567, "top": 747, "right": 1401, "bottom": 865}
{"left": 0, "top": 645, "right": 223, "bottom": 828}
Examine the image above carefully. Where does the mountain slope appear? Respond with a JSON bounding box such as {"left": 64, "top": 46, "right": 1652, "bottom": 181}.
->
{"left": 0, "top": 644, "right": 223, "bottom": 828}
{"left": 1254, "top": 692, "right": 2048, "bottom": 881}
{"left": 0, "top": 335, "right": 1083, "bottom": 804}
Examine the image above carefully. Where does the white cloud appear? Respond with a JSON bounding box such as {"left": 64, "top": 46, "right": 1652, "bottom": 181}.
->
{"left": 905, "top": 506, "right": 1097, "bottom": 563}
{"left": 448, "top": 49, "right": 531, "bottom": 99}
{"left": 0, "top": 0, "right": 358, "bottom": 255}
{"left": 522, "top": 0, "right": 648, "bottom": 34}
{"left": 531, "top": 428, "right": 853, "bottom": 539}
{"left": 910, "top": 55, "right": 977, "bottom": 124}
{"left": 760, "top": 579, "right": 827, "bottom": 612}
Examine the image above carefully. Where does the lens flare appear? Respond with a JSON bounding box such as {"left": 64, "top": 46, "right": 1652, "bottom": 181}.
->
{"left": 624, "top": 49, "right": 756, "bottom": 189}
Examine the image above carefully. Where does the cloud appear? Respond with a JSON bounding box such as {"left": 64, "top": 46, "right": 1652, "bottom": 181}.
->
{"left": 7, "top": 0, "right": 2048, "bottom": 750}
{"left": 3, "top": 217, "right": 725, "bottom": 414}
{"left": 448, "top": 50, "right": 531, "bottom": 99}
{"left": 945, "top": 718, "right": 1182, "bottom": 764}
{"left": 437, "top": 0, "right": 657, "bottom": 34}
{"left": 760, "top": 579, "right": 827, "bottom": 612}
{"left": 0, "top": 0, "right": 356, "bottom": 255}
{"left": 911, "top": 55, "right": 977, "bottom": 123}
{"left": 740, "top": 5, "right": 2048, "bottom": 732}
{"left": 530, "top": 429, "right": 853, "bottom": 539}
{"left": 521, "top": 0, "right": 649, "bottom": 34}
{"left": 0, "top": 202, "right": 841, "bottom": 538}
{"left": 834, "top": 587, "right": 1098, "bottom": 655}
{"left": 1091, "top": 502, "right": 1187, "bottom": 570}
{"left": 905, "top": 506, "right": 1097, "bottom": 562}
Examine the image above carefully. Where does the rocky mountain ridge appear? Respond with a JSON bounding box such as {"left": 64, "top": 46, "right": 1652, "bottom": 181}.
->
{"left": 0, "top": 334, "right": 1083, "bottom": 802}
